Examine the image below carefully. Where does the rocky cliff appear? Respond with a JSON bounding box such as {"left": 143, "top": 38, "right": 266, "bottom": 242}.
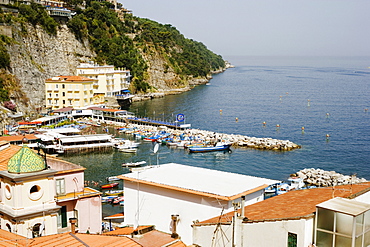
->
{"left": 5, "top": 23, "right": 95, "bottom": 113}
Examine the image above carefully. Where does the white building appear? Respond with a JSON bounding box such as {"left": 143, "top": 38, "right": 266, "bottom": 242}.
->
{"left": 77, "top": 63, "right": 131, "bottom": 97}
{"left": 118, "top": 163, "right": 280, "bottom": 245}
{"left": 192, "top": 182, "right": 370, "bottom": 247}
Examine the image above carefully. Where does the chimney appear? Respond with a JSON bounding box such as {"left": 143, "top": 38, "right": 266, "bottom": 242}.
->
{"left": 69, "top": 218, "right": 77, "bottom": 234}
{"left": 171, "top": 214, "right": 179, "bottom": 238}
{"left": 240, "top": 196, "right": 245, "bottom": 217}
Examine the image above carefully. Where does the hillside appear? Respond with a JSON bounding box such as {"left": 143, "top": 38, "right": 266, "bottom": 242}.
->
{"left": 0, "top": 1, "right": 226, "bottom": 118}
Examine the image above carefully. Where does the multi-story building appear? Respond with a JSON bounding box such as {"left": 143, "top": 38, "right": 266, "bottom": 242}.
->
{"left": 0, "top": 141, "right": 102, "bottom": 238}
{"left": 45, "top": 76, "right": 101, "bottom": 110}
{"left": 76, "top": 63, "right": 131, "bottom": 98}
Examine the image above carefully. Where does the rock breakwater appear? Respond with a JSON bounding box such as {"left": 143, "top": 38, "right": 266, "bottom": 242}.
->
{"left": 295, "top": 168, "right": 367, "bottom": 187}
{"left": 109, "top": 121, "right": 301, "bottom": 151}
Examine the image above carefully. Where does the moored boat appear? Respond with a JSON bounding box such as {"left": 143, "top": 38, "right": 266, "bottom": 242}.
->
{"left": 188, "top": 142, "right": 232, "bottom": 153}
{"left": 101, "top": 182, "right": 119, "bottom": 189}
{"left": 105, "top": 190, "right": 124, "bottom": 196}
{"left": 122, "top": 161, "right": 146, "bottom": 167}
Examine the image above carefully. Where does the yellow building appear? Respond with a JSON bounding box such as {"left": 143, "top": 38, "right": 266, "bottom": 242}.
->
{"left": 45, "top": 76, "right": 102, "bottom": 110}
{"left": 76, "top": 63, "right": 131, "bottom": 97}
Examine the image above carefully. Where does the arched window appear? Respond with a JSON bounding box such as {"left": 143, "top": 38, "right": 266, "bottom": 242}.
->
{"left": 32, "top": 223, "right": 44, "bottom": 238}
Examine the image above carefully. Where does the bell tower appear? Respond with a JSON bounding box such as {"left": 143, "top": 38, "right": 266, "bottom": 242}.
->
{"left": 0, "top": 144, "right": 60, "bottom": 238}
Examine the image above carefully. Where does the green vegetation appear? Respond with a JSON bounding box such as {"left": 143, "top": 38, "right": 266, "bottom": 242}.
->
{"left": 18, "top": 2, "right": 59, "bottom": 35}
{"left": 134, "top": 19, "right": 225, "bottom": 77}
{"left": 0, "top": 35, "right": 11, "bottom": 69}
{"left": 67, "top": 2, "right": 149, "bottom": 93}
{"left": 67, "top": 1, "right": 225, "bottom": 92}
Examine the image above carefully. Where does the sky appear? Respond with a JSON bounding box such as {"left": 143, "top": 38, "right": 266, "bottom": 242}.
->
{"left": 119, "top": 0, "right": 370, "bottom": 57}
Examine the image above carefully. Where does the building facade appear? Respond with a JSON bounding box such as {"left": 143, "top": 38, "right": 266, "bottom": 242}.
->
{"left": 45, "top": 76, "right": 99, "bottom": 110}
{"left": 119, "top": 163, "right": 279, "bottom": 245}
{"left": 76, "top": 63, "right": 131, "bottom": 97}
{"left": 0, "top": 142, "right": 102, "bottom": 238}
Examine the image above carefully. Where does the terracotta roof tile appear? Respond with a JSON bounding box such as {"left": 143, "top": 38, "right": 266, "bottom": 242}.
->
{"left": 26, "top": 232, "right": 142, "bottom": 247}
{"left": 46, "top": 76, "right": 94, "bottom": 82}
{"left": 0, "top": 229, "right": 28, "bottom": 246}
{"left": 74, "top": 233, "right": 142, "bottom": 247}
{"left": 27, "top": 232, "right": 83, "bottom": 246}
{"left": 198, "top": 182, "right": 370, "bottom": 225}
{"left": 0, "top": 145, "right": 21, "bottom": 171}
{"left": 132, "top": 230, "right": 183, "bottom": 247}
{"left": 103, "top": 226, "right": 153, "bottom": 236}
{"left": 0, "top": 134, "right": 39, "bottom": 142}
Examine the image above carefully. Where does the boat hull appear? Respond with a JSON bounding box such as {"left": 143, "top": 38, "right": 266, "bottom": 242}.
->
{"left": 189, "top": 144, "right": 231, "bottom": 153}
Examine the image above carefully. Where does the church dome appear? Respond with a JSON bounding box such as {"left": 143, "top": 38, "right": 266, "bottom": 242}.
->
{"left": 7, "top": 145, "right": 46, "bottom": 173}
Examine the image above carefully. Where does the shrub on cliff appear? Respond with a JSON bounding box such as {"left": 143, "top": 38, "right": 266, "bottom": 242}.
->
{"left": 18, "top": 2, "right": 58, "bottom": 35}
{"left": 67, "top": 1, "right": 149, "bottom": 93}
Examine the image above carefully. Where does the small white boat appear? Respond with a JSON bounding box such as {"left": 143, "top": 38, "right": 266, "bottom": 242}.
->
{"left": 122, "top": 161, "right": 146, "bottom": 167}
{"left": 106, "top": 176, "right": 120, "bottom": 182}
{"left": 119, "top": 148, "right": 137, "bottom": 153}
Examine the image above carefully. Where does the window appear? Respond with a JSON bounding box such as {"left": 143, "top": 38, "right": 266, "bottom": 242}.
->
{"left": 288, "top": 232, "right": 297, "bottom": 247}
{"left": 5, "top": 184, "right": 11, "bottom": 199}
{"left": 29, "top": 185, "right": 43, "bottom": 200}
{"left": 56, "top": 178, "right": 65, "bottom": 195}
{"left": 55, "top": 84, "right": 58, "bottom": 89}
{"left": 62, "top": 100, "right": 65, "bottom": 105}
{"left": 62, "top": 92, "right": 65, "bottom": 96}
{"left": 62, "top": 84, "right": 65, "bottom": 89}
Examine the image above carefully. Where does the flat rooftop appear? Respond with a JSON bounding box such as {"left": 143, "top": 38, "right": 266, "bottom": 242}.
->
{"left": 119, "top": 163, "right": 280, "bottom": 200}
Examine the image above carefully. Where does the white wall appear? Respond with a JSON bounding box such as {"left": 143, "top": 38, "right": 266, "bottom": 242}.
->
{"left": 193, "top": 218, "right": 314, "bottom": 247}
{"left": 124, "top": 181, "right": 265, "bottom": 245}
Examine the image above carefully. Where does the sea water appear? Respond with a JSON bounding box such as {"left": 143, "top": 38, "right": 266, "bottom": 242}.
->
{"left": 62, "top": 56, "right": 370, "bottom": 217}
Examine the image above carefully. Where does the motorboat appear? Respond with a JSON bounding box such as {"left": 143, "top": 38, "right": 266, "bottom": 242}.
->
{"left": 105, "top": 190, "right": 124, "bottom": 196}
{"left": 101, "top": 182, "right": 119, "bottom": 189}
{"left": 122, "top": 161, "right": 146, "bottom": 167}
{"left": 188, "top": 142, "right": 232, "bottom": 153}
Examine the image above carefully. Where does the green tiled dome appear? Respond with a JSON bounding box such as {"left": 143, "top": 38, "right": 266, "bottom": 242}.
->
{"left": 7, "top": 145, "right": 46, "bottom": 173}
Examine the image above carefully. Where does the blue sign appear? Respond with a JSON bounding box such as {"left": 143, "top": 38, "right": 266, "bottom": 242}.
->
{"left": 176, "top": 114, "right": 185, "bottom": 122}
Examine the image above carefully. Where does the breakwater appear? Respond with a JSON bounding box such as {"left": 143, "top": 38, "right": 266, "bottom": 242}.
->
{"left": 108, "top": 121, "right": 301, "bottom": 151}
{"left": 294, "top": 168, "right": 367, "bottom": 187}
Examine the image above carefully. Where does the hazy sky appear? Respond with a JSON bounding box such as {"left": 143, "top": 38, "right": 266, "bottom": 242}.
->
{"left": 120, "top": 0, "right": 370, "bottom": 57}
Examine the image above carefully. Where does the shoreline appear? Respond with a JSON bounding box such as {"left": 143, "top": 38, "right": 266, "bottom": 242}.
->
{"left": 131, "top": 60, "right": 235, "bottom": 102}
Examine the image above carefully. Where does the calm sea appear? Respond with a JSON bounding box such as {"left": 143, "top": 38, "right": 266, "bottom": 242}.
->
{"left": 62, "top": 56, "right": 370, "bottom": 216}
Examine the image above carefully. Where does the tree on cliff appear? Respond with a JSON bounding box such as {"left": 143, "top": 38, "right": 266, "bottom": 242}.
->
{"left": 67, "top": 1, "right": 225, "bottom": 93}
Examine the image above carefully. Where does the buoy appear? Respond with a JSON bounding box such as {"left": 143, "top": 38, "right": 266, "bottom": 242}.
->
{"left": 365, "top": 108, "right": 368, "bottom": 112}
{"left": 262, "top": 121, "right": 266, "bottom": 126}
{"left": 235, "top": 117, "right": 238, "bottom": 122}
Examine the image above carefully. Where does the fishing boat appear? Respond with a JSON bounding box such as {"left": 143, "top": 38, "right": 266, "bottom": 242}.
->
{"left": 188, "top": 142, "right": 232, "bottom": 153}
{"left": 101, "top": 182, "right": 119, "bottom": 189}
{"left": 122, "top": 161, "right": 146, "bottom": 167}
{"left": 105, "top": 190, "right": 124, "bottom": 196}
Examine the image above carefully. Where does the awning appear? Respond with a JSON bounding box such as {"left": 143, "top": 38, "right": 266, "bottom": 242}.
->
{"left": 122, "top": 89, "right": 130, "bottom": 93}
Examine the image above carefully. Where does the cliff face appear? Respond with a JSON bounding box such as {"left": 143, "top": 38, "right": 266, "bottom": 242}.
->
{"left": 3, "top": 19, "right": 225, "bottom": 112}
{"left": 5, "top": 23, "right": 95, "bottom": 112}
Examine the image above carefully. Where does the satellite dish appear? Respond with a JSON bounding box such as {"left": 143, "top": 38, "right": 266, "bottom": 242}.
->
{"left": 153, "top": 143, "right": 159, "bottom": 154}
